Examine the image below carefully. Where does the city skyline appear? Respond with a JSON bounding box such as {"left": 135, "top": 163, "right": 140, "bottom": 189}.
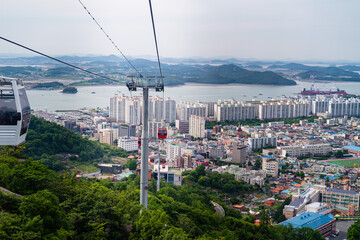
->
{"left": 1, "top": 0, "right": 360, "bottom": 62}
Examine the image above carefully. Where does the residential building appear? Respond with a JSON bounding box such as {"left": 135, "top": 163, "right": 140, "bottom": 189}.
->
{"left": 214, "top": 99, "right": 256, "bottom": 121}
{"left": 209, "top": 146, "right": 225, "bottom": 159}
{"left": 99, "top": 129, "right": 114, "bottom": 145}
{"left": 165, "top": 98, "right": 176, "bottom": 123}
{"left": 176, "top": 102, "right": 207, "bottom": 121}
{"left": 232, "top": 143, "right": 247, "bottom": 166}
{"left": 279, "top": 144, "right": 332, "bottom": 157}
{"left": 175, "top": 120, "right": 189, "bottom": 134}
{"left": 262, "top": 156, "right": 278, "bottom": 176}
{"left": 117, "top": 137, "right": 138, "bottom": 152}
{"left": 258, "top": 100, "right": 310, "bottom": 120}
{"left": 279, "top": 212, "right": 336, "bottom": 238}
{"left": 322, "top": 188, "right": 360, "bottom": 209}
{"left": 166, "top": 144, "right": 181, "bottom": 162}
{"left": 189, "top": 115, "right": 205, "bottom": 138}
{"left": 248, "top": 134, "right": 277, "bottom": 151}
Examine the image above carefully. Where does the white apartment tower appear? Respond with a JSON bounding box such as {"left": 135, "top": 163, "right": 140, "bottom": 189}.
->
{"left": 165, "top": 98, "right": 176, "bottom": 123}
{"left": 176, "top": 102, "right": 208, "bottom": 121}
{"left": 110, "top": 94, "right": 176, "bottom": 124}
{"left": 215, "top": 100, "right": 256, "bottom": 121}
{"left": 189, "top": 115, "right": 206, "bottom": 138}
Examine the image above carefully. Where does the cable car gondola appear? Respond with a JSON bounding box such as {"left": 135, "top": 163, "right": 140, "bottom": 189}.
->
{"left": 150, "top": 157, "right": 155, "bottom": 163}
{"left": 138, "top": 137, "right": 141, "bottom": 147}
{"left": 160, "top": 158, "right": 166, "bottom": 164}
{"left": 157, "top": 128, "right": 167, "bottom": 139}
{"left": 0, "top": 77, "right": 31, "bottom": 145}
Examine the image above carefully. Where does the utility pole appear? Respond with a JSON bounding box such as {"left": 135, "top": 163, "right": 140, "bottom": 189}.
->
{"left": 126, "top": 76, "right": 164, "bottom": 210}
{"left": 158, "top": 149, "right": 161, "bottom": 191}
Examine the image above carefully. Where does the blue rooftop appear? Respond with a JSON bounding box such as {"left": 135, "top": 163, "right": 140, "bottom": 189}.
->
{"left": 279, "top": 212, "right": 334, "bottom": 230}
{"left": 343, "top": 145, "right": 360, "bottom": 152}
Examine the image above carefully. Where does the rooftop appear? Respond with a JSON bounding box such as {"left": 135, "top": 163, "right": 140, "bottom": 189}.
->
{"left": 279, "top": 212, "right": 334, "bottom": 230}
{"left": 343, "top": 145, "right": 360, "bottom": 151}
{"left": 288, "top": 198, "right": 305, "bottom": 208}
{"left": 326, "top": 188, "right": 359, "bottom": 195}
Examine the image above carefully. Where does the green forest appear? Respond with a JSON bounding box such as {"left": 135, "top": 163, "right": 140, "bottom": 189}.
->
{"left": 0, "top": 117, "right": 328, "bottom": 239}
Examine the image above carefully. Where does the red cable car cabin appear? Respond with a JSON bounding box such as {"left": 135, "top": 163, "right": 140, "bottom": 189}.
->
{"left": 138, "top": 137, "right": 141, "bottom": 147}
{"left": 158, "top": 128, "right": 167, "bottom": 139}
{"left": 150, "top": 157, "right": 155, "bottom": 163}
{"left": 160, "top": 158, "right": 166, "bottom": 164}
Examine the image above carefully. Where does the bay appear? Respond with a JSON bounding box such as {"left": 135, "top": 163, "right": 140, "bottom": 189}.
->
{"left": 27, "top": 81, "right": 360, "bottom": 112}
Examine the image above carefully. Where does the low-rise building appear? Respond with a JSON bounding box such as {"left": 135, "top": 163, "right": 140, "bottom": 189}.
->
{"left": 279, "top": 212, "right": 336, "bottom": 238}
{"left": 279, "top": 144, "right": 332, "bottom": 157}
{"left": 117, "top": 137, "right": 138, "bottom": 152}
{"left": 262, "top": 156, "right": 278, "bottom": 177}
{"left": 322, "top": 188, "right": 360, "bottom": 209}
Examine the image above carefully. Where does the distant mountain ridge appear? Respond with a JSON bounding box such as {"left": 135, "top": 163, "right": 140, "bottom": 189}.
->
{"left": 268, "top": 62, "right": 359, "bottom": 78}
{"left": 187, "top": 64, "right": 295, "bottom": 85}
{"left": 0, "top": 56, "right": 296, "bottom": 86}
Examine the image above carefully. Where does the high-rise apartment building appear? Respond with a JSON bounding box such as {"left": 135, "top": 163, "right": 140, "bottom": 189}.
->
{"left": 258, "top": 101, "right": 310, "bottom": 120}
{"left": 189, "top": 115, "right": 205, "bottom": 138}
{"left": 165, "top": 98, "right": 176, "bottom": 123}
{"left": 176, "top": 102, "right": 207, "bottom": 121}
{"left": 109, "top": 94, "right": 176, "bottom": 124}
{"left": 232, "top": 143, "right": 247, "bottom": 166}
{"left": 149, "top": 119, "right": 163, "bottom": 139}
{"left": 248, "top": 134, "right": 277, "bottom": 151}
{"left": 167, "top": 144, "right": 182, "bottom": 162}
{"left": 215, "top": 100, "right": 256, "bottom": 121}
{"left": 175, "top": 120, "right": 189, "bottom": 134}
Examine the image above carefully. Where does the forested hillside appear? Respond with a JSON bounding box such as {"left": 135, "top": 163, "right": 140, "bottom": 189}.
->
{"left": 0, "top": 118, "right": 325, "bottom": 239}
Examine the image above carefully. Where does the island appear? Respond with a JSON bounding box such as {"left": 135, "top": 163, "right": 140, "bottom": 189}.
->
{"left": 62, "top": 86, "right": 78, "bottom": 94}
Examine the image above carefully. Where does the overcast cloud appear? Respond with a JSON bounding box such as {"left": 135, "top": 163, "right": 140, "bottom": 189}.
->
{"left": 0, "top": 0, "right": 359, "bottom": 61}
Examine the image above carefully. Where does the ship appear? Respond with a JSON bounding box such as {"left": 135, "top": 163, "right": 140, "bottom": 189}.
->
{"left": 300, "top": 85, "right": 347, "bottom": 96}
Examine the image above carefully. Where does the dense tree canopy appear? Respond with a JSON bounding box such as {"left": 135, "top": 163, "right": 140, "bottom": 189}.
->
{"left": 0, "top": 118, "right": 327, "bottom": 239}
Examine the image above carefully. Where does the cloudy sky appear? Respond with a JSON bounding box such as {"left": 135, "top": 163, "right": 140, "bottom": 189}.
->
{"left": 0, "top": 0, "right": 359, "bottom": 62}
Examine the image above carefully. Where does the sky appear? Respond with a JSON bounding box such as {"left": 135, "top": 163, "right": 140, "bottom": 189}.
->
{"left": 0, "top": 0, "right": 360, "bottom": 62}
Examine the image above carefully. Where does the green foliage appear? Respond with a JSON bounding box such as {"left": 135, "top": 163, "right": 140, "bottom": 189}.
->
{"left": 272, "top": 197, "right": 291, "bottom": 223}
{"left": 45, "top": 67, "right": 76, "bottom": 77}
{"left": 347, "top": 219, "right": 360, "bottom": 240}
{"left": 8, "top": 160, "right": 57, "bottom": 195}
{"left": 127, "top": 159, "right": 138, "bottom": 170}
{"left": 32, "top": 81, "right": 64, "bottom": 89}
{"left": 20, "top": 190, "right": 65, "bottom": 234}
{"left": 25, "top": 116, "right": 104, "bottom": 161}
{"left": 253, "top": 159, "right": 261, "bottom": 170}
{"left": 24, "top": 116, "right": 128, "bottom": 167}
{"left": 0, "top": 119, "right": 325, "bottom": 240}
{"left": 62, "top": 87, "right": 78, "bottom": 94}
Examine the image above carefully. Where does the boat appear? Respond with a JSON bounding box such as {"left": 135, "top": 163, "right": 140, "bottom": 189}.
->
{"left": 91, "top": 92, "right": 96, "bottom": 94}
{"left": 300, "top": 85, "right": 347, "bottom": 96}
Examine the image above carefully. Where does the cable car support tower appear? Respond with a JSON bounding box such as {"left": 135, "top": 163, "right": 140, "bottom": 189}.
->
{"left": 126, "top": 76, "right": 164, "bottom": 209}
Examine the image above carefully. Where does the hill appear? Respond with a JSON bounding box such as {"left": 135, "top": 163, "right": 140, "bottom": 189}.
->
{"left": 0, "top": 117, "right": 325, "bottom": 239}
{"left": 188, "top": 64, "right": 296, "bottom": 85}
{"left": 32, "top": 81, "right": 64, "bottom": 89}
{"left": 268, "top": 63, "right": 359, "bottom": 80}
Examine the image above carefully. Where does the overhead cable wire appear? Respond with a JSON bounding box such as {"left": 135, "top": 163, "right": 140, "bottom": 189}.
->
{"left": 0, "top": 36, "right": 120, "bottom": 82}
{"left": 148, "top": 0, "right": 163, "bottom": 78}
{"left": 78, "top": 0, "right": 143, "bottom": 78}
